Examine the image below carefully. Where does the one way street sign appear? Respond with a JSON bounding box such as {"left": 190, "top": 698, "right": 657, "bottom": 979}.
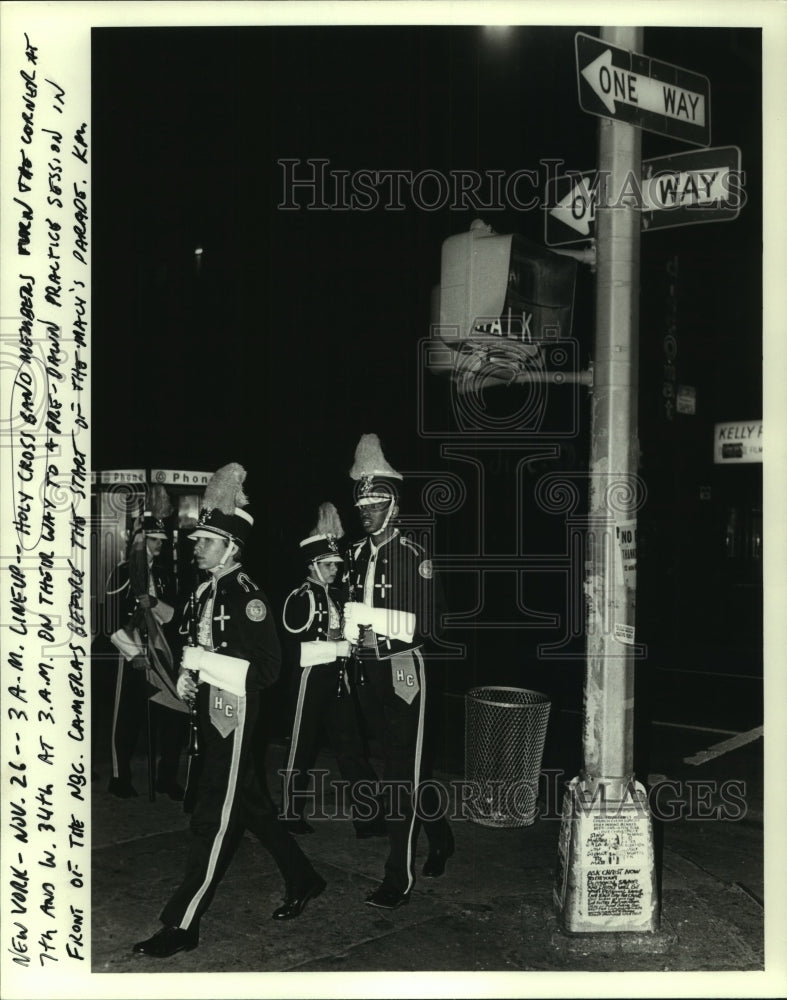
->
{"left": 545, "top": 146, "right": 742, "bottom": 246}
{"left": 641, "top": 146, "right": 742, "bottom": 231}
{"left": 575, "top": 32, "right": 711, "bottom": 147}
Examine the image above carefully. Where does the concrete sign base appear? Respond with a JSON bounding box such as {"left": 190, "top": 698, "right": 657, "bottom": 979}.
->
{"left": 554, "top": 776, "right": 659, "bottom": 933}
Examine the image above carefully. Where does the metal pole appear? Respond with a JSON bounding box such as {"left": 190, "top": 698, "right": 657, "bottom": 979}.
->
{"left": 556, "top": 27, "right": 658, "bottom": 935}
{"left": 583, "top": 24, "right": 643, "bottom": 794}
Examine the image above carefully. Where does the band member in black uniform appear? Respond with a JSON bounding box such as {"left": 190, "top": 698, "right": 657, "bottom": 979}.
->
{"left": 133, "top": 464, "right": 326, "bottom": 959}
{"left": 342, "top": 434, "right": 454, "bottom": 909}
{"left": 281, "top": 502, "right": 385, "bottom": 838}
{"left": 105, "top": 488, "right": 188, "bottom": 799}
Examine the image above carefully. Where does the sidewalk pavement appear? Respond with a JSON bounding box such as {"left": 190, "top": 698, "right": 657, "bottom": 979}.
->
{"left": 90, "top": 736, "right": 769, "bottom": 986}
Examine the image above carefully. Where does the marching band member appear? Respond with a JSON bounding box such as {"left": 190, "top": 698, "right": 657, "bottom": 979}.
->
{"left": 343, "top": 434, "right": 454, "bottom": 910}
{"left": 133, "top": 464, "right": 325, "bottom": 959}
{"left": 105, "top": 486, "right": 188, "bottom": 799}
{"left": 281, "top": 502, "right": 385, "bottom": 838}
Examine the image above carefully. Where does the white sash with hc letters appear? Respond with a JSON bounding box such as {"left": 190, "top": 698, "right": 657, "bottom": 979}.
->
{"left": 209, "top": 685, "right": 242, "bottom": 737}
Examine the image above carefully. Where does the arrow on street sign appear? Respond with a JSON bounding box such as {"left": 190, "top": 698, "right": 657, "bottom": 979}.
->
{"left": 575, "top": 32, "right": 711, "bottom": 147}
{"left": 546, "top": 173, "right": 598, "bottom": 241}
{"left": 544, "top": 147, "right": 742, "bottom": 246}
{"left": 581, "top": 48, "right": 707, "bottom": 129}
{"left": 640, "top": 146, "right": 742, "bottom": 231}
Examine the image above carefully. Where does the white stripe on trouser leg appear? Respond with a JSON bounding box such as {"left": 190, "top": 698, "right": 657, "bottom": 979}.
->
{"left": 110, "top": 657, "right": 123, "bottom": 778}
{"left": 283, "top": 665, "right": 312, "bottom": 818}
{"left": 181, "top": 694, "right": 247, "bottom": 929}
{"left": 405, "top": 650, "right": 426, "bottom": 894}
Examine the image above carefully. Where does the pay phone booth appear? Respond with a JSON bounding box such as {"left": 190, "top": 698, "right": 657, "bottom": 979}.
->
{"left": 90, "top": 468, "right": 212, "bottom": 775}
{"left": 91, "top": 468, "right": 212, "bottom": 647}
{"left": 150, "top": 467, "right": 213, "bottom": 598}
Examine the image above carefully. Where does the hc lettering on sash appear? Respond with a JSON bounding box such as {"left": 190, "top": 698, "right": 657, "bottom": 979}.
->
{"left": 209, "top": 685, "right": 240, "bottom": 737}
{"left": 213, "top": 695, "right": 234, "bottom": 716}
{"left": 392, "top": 654, "right": 419, "bottom": 704}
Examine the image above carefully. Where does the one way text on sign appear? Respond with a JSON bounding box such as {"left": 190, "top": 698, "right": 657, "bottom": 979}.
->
{"left": 582, "top": 49, "right": 706, "bottom": 127}
{"left": 574, "top": 32, "right": 711, "bottom": 146}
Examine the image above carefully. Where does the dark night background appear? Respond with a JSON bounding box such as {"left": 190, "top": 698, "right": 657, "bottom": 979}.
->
{"left": 91, "top": 25, "right": 763, "bottom": 765}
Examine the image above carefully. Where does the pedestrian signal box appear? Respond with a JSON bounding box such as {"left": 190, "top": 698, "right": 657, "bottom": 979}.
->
{"left": 438, "top": 219, "right": 577, "bottom": 344}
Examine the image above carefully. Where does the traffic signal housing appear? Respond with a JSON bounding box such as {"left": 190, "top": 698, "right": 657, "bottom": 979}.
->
{"left": 429, "top": 219, "right": 578, "bottom": 388}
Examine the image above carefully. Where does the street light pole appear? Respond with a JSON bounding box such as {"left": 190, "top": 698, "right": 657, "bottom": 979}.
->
{"left": 555, "top": 25, "right": 659, "bottom": 936}
{"left": 584, "top": 23, "right": 642, "bottom": 787}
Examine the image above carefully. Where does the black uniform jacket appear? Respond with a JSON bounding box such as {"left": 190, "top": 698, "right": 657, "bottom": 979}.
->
{"left": 104, "top": 557, "right": 176, "bottom": 635}
{"left": 346, "top": 530, "right": 444, "bottom": 661}
{"left": 177, "top": 566, "right": 281, "bottom": 693}
{"left": 282, "top": 579, "right": 344, "bottom": 668}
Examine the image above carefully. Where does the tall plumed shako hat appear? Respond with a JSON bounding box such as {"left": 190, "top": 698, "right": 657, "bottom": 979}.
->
{"left": 349, "top": 433, "right": 403, "bottom": 508}
{"left": 136, "top": 483, "right": 173, "bottom": 539}
{"left": 300, "top": 501, "right": 345, "bottom": 564}
{"left": 189, "top": 462, "right": 253, "bottom": 546}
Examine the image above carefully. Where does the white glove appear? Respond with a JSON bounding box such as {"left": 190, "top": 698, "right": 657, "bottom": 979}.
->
{"left": 152, "top": 600, "right": 174, "bottom": 625}
{"left": 300, "top": 639, "right": 352, "bottom": 667}
{"left": 343, "top": 602, "right": 415, "bottom": 643}
{"left": 176, "top": 670, "right": 197, "bottom": 702}
{"left": 181, "top": 644, "right": 203, "bottom": 673}
{"left": 179, "top": 645, "right": 248, "bottom": 695}
{"left": 342, "top": 602, "right": 373, "bottom": 643}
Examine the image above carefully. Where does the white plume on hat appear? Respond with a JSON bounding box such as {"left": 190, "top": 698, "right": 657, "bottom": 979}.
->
{"left": 149, "top": 483, "right": 174, "bottom": 520}
{"left": 349, "top": 433, "right": 403, "bottom": 481}
{"left": 300, "top": 500, "right": 345, "bottom": 564}
{"left": 311, "top": 501, "right": 344, "bottom": 540}
{"left": 202, "top": 462, "right": 249, "bottom": 514}
{"left": 132, "top": 482, "right": 173, "bottom": 538}
{"left": 191, "top": 462, "right": 253, "bottom": 548}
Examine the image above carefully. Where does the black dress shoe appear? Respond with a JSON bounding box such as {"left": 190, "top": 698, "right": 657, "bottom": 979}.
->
{"left": 354, "top": 815, "right": 388, "bottom": 839}
{"left": 422, "top": 840, "right": 455, "bottom": 878}
{"left": 365, "top": 883, "right": 410, "bottom": 909}
{"left": 132, "top": 925, "right": 198, "bottom": 957}
{"left": 271, "top": 876, "right": 326, "bottom": 920}
{"left": 155, "top": 780, "right": 185, "bottom": 801}
{"left": 108, "top": 777, "right": 138, "bottom": 799}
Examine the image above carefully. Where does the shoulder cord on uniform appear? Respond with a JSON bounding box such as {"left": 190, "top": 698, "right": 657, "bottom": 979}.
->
{"left": 282, "top": 584, "right": 316, "bottom": 634}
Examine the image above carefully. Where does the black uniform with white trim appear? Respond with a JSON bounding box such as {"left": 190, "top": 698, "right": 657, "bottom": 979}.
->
{"left": 159, "top": 565, "right": 319, "bottom": 932}
{"left": 281, "top": 578, "right": 379, "bottom": 830}
{"left": 347, "top": 529, "right": 452, "bottom": 896}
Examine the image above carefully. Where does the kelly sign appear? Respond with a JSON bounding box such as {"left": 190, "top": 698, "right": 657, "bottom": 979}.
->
{"left": 713, "top": 421, "right": 762, "bottom": 464}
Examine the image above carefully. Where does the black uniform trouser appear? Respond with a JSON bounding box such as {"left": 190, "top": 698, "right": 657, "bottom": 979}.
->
{"left": 110, "top": 657, "right": 187, "bottom": 785}
{"left": 356, "top": 650, "right": 452, "bottom": 895}
{"left": 282, "top": 661, "right": 379, "bottom": 826}
{"left": 161, "top": 686, "right": 319, "bottom": 931}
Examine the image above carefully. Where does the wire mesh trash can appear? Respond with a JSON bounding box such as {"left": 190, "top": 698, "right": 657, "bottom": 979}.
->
{"left": 464, "top": 686, "right": 550, "bottom": 827}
